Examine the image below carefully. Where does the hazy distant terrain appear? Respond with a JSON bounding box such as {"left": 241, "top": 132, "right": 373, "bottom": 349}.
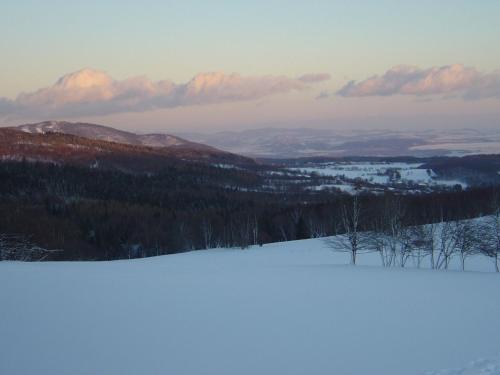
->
{"left": 5, "top": 121, "right": 255, "bottom": 169}
{"left": 4, "top": 122, "right": 499, "bottom": 197}
{"left": 176, "top": 127, "right": 500, "bottom": 158}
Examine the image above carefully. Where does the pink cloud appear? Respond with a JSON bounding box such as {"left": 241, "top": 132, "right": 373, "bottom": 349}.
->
{"left": 0, "top": 68, "right": 328, "bottom": 118}
{"left": 337, "top": 64, "right": 500, "bottom": 99}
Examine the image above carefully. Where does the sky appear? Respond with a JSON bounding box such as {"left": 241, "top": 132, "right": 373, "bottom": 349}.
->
{"left": 1, "top": 0, "right": 499, "bottom": 132}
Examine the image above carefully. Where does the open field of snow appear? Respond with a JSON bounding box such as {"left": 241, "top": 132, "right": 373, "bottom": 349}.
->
{"left": 1, "top": 238, "right": 499, "bottom": 375}
{"left": 290, "top": 162, "right": 467, "bottom": 189}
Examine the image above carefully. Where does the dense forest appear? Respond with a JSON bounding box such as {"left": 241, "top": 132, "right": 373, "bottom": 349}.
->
{"left": 0, "top": 160, "right": 499, "bottom": 261}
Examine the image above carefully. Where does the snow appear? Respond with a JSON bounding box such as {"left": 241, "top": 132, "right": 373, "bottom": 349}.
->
{"left": 290, "top": 162, "right": 468, "bottom": 190}
{"left": 1, "top": 238, "right": 499, "bottom": 375}
{"left": 308, "top": 183, "right": 358, "bottom": 193}
{"left": 426, "top": 356, "right": 500, "bottom": 375}
{"left": 211, "top": 163, "right": 241, "bottom": 169}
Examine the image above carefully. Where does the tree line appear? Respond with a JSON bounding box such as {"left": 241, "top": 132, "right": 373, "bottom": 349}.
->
{"left": 326, "top": 194, "right": 500, "bottom": 272}
{"left": 0, "top": 160, "right": 499, "bottom": 262}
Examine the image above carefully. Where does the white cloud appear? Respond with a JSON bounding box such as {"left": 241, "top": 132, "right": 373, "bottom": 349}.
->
{"left": 0, "top": 68, "right": 328, "bottom": 118}
{"left": 337, "top": 64, "right": 500, "bottom": 99}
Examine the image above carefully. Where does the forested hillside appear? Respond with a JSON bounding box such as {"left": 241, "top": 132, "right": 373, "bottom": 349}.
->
{"left": 1, "top": 160, "right": 498, "bottom": 261}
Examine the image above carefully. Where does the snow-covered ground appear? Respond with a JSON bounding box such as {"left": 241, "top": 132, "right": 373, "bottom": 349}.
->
{"left": 425, "top": 356, "right": 500, "bottom": 375}
{"left": 290, "top": 162, "right": 468, "bottom": 189}
{"left": 1, "top": 238, "right": 499, "bottom": 375}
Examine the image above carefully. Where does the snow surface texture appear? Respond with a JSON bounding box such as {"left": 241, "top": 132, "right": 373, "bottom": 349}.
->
{"left": 426, "top": 356, "right": 500, "bottom": 375}
{"left": 1, "top": 238, "right": 499, "bottom": 375}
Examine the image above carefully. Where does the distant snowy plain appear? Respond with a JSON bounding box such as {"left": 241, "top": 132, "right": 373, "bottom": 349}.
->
{"left": 1, "top": 238, "right": 499, "bottom": 375}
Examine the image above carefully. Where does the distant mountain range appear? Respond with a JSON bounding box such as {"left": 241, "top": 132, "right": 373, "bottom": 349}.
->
{"left": 2, "top": 122, "right": 500, "bottom": 169}
{"left": 0, "top": 121, "right": 255, "bottom": 172}
{"left": 175, "top": 127, "right": 500, "bottom": 158}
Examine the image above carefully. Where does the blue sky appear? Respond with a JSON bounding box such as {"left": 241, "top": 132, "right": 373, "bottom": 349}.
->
{"left": 1, "top": 1, "right": 499, "bottom": 131}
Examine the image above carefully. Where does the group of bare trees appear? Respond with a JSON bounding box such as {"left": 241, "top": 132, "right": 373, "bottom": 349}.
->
{"left": 199, "top": 214, "right": 261, "bottom": 250}
{"left": 2, "top": 157, "right": 499, "bottom": 261}
{"left": 326, "top": 195, "right": 500, "bottom": 272}
{"left": 0, "top": 234, "right": 58, "bottom": 261}
{"left": 478, "top": 203, "right": 500, "bottom": 272}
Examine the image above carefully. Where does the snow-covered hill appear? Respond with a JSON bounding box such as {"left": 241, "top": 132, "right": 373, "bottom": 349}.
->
{"left": 1, "top": 238, "right": 499, "bottom": 375}
{"left": 17, "top": 121, "right": 191, "bottom": 148}
{"left": 1, "top": 125, "right": 256, "bottom": 170}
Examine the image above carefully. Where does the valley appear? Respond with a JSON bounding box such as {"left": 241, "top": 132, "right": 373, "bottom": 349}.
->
{"left": 2, "top": 4, "right": 499, "bottom": 375}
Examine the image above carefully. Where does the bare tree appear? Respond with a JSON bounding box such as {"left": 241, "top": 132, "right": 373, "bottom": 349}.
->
{"left": 383, "top": 195, "right": 406, "bottom": 267}
{"left": 177, "top": 220, "right": 194, "bottom": 251}
{"left": 436, "top": 220, "right": 457, "bottom": 270}
{"left": 238, "top": 216, "right": 252, "bottom": 249}
{"left": 368, "top": 216, "right": 391, "bottom": 267}
{"left": 422, "top": 222, "right": 438, "bottom": 269}
{"left": 407, "top": 225, "right": 432, "bottom": 268}
{"left": 278, "top": 225, "right": 288, "bottom": 242}
{"left": 308, "top": 217, "right": 327, "bottom": 239}
{"left": 201, "top": 218, "right": 214, "bottom": 249}
{"left": 325, "top": 196, "right": 369, "bottom": 265}
{"left": 453, "top": 220, "right": 478, "bottom": 271}
{"left": 398, "top": 227, "right": 414, "bottom": 268}
{"left": 251, "top": 215, "right": 259, "bottom": 245}
{"left": 478, "top": 213, "right": 500, "bottom": 272}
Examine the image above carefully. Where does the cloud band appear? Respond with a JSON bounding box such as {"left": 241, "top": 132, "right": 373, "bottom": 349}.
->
{"left": 337, "top": 64, "right": 500, "bottom": 99}
{"left": 1, "top": 69, "right": 330, "bottom": 118}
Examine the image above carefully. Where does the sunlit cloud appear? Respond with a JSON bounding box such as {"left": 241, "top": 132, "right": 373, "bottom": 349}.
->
{"left": 337, "top": 64, "right": 500, "bottom": 99}
{"left": 0, "top": 68, "right": 329, "bottom": 118}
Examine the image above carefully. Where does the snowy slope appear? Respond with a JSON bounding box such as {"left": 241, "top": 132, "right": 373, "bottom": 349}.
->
{"left": 1, "top": 238, "right": 499, "bottom": 375}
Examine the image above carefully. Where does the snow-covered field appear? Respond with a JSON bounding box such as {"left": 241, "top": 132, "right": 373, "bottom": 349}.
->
{"left": 1, "top": 238, "right": 499, "bottom": 375}
{"left": 291, "top": 162, "right": 467, "bottom": 189}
